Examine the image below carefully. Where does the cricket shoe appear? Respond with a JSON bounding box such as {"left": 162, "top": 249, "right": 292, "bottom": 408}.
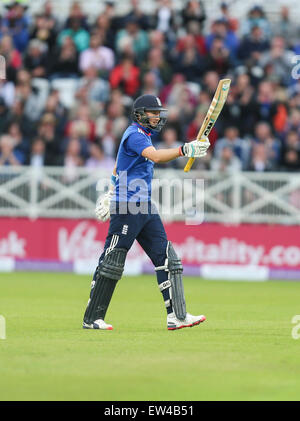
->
{"left": 167, "top": 312, "right": 206, "bottom": 330}
{"left": 83, "top": 319, "right": 113, "bottom": 330}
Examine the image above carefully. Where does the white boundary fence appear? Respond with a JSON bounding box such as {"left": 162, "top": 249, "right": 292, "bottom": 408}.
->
{"left": 1, "top": 166, "right": 300, "bottom": 224}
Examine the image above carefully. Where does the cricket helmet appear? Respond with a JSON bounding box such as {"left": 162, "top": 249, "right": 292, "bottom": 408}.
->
{"left": 132, "top": 94, "right": 168, "bottom": 132}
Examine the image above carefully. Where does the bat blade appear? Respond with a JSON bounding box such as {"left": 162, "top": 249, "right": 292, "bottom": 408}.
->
{"left": 184, "top": 78, "right": 231, "bottom": 172}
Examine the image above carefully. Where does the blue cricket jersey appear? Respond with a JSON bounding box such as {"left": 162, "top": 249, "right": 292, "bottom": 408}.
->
{"left": 114, "top": 123, "right": 154, "bottom": 202}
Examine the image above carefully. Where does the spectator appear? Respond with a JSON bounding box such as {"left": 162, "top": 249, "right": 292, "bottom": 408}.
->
{"left": 42, "top": 1, "right": 59, "bottom": 33}
{"left": 7, "top": 121, "right": 28, "bottom": 164}
{"left": 85, "top": 143, "right": 115, "bottom": 171}
{"left": 149, "top": 30, "right": 166, "bottom": 52}
{"left": 61, "top": 123, "right": 90, "bottom": 160}
{"left": 210, "top": 146, "right": 242, "bottom": 173}
{"left": 280, "top": 130, "right": 300, "bottom": 172}
{"left": 28, "top": 137, "right": 46, "bottom": 168}
{"left": 57, "top": 17, "right": 90, "bottom": 53}
{"left": 238, "top": 26, "right": 270, "bottom": 62}
{"left": 259, "top": 36, "right": 294, "bottom": 86}
{"left": 272, "top": 6, "right": 299, "bottom": 47}
{"left": 284, "top": 108, "right": 300, "bottom": 138}
{"left": 204, "top": 36, "right": 231, "bottom": 76}
{"left": 123, "top": 0, "right": 151, "bottom": 31}
{"left": 0, "top": 134, "right": 23, "bottom": 166}
{"left": 157, "top": 127, "right": 183, "bottom": 169}
{"left": 218, "top": 2, "right": 239, "bottom": 32}
{"left": 249, "top": 143, "right": 273, "bottom": 172}
{"left": 252, "top": 121, "right": 281, "bottom": 169}
{"left": 76, "top": 66, "right": 110, "bottom": 107}
{"left": 173, "top": 35, "right": 204, "bottom": 83}
{"left": 65, "top": 103, "right": 96, "bottom": 143}
{"left": 96, "top": 101, "right": 128, "bottom": 157}
{"left": 176, "top": 21, "right": 207, "bottom": 56}
{"left": 214, "top": 127, "right": 251, "bottom": 170}
{"left": 0, "top": 78, "right": 15, "bottom": 109}
{"left": 253, "top": 81, "right": 278, "bottom": 126}
{"left": 162, "top": 74, "right": 194, "bottom": 108}
{"left": 163, "top": 76, "right": 197, "bottom": 132}
{"left": 79, "top": 32, "right": 115, "bottom": 75}
{"left": 206, "top": 19, "right": 239, "bottom": 59}
{"left": 140, "top": 47, "right": 172, "bottom": 89}
{"left": 241, "top": 5, "right": 271, "bottom": 39}
{"left": 202, "top": 71, "right": 220, "bottom": 96}
{"left": 63, "top": 137, "right": 84, "bottom": 183}
{"left": 0, "top": 1, "right": 30, "bottom": 53}
{"left": 23, "top": 39, "right": 48, "bottom": 78}
{"left": 182, "top": 0, "right": 206, "bottom": 31}
{"left": 37, "top": 112, "right": 62, "bottom": 166}
{"left": 110, "top": 88, "right": 133, "bottom": 112}
{"left": 221, "top": 73, "right": 256, "bottom": 136}
{"left": 65, "top": 1, "right": 89, "bottom": 31}
{"left": 49, "top": 36, "right": 79, "bottom": 79}
{"left": 115, "top": 18, "right": 149, "bottom": 63}
{"left": 0, "top": 98, "right": 9, "bottom": 133}
{"left": 109, "top": 55, "right": 140, "bottom": 97}
{"left": 273, "top": 99, "right": 289, "bottom": 135}
{"left": 14, "top": 69, "right": 47, "bottom": 122}
{"left": 29, "top": 12, "right": 57, "bottom": 53}
{"left": 139, "top": 71, "right": 160, "bottom": 97}
{"left": 44, "top": 89, "right": 68, "bottom": 135}
{"left": 6, "top": 98, "right": 33, "bottom": 139}
{"left": 155, "top": 0, "right": 177, "bottom": 35}
{"left": 0, "top": 34, "right": 22, "bottom": 82}
{"left": 92, "top": 12, "right": 116, "bottom": 51}
{"left": 162, "top": 106, "right": 184, "bottom": 141}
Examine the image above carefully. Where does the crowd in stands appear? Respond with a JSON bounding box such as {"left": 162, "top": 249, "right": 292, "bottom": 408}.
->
{"left": 0, "top": 0, "right": 300, "bottom": 174}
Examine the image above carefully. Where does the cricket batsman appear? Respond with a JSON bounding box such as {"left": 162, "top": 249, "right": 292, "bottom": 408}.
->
{"left": 83, "top": 95, "right": 210, "bottom": 330}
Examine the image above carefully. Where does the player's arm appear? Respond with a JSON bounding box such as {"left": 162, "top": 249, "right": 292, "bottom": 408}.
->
{"left": 142, "top": 136, "right": 210, "bottom": 163}
{"left": 142, "top": 146, "right": 180, "bottom": 163}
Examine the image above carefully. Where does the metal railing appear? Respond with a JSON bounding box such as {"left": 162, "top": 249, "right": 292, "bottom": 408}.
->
{"left": 1, "top": 166, "right": 300, "bottom": 225}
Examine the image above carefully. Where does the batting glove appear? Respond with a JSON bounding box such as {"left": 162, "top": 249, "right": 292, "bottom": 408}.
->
{"left": 179, "top": 136, "right": 210, "bottom": 158}
{"left": 95, "top": 190, "right": 114, "bottom": 222}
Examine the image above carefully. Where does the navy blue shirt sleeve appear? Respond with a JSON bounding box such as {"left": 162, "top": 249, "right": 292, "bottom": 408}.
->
{"left": 126, "top": 132, "right": 153, "bottom": 156}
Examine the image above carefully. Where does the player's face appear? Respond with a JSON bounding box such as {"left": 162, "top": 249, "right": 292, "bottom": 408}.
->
{"left": 145, "top": 110, "right": 160, "bottom": 128}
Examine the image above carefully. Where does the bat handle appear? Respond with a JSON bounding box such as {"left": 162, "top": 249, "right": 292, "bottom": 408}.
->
{"left": 184, "top": 134, "right": 207, "bottom": 172}
{"left": 184, "top": 157, "right": 195, "bottom": 172}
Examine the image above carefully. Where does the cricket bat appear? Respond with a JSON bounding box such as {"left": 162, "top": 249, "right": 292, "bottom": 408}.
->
{"left": 184, "top": 78, "right": 231, "bottom": 172}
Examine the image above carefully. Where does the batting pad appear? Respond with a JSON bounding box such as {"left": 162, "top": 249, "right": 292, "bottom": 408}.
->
{"left": 167, "top": 242, "right": 186, "bottom": 320}
{"left": 83, "top": 248, "right": 127, "bottom": 324}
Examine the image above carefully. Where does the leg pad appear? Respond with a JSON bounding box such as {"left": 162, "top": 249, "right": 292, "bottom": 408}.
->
{"left": 83, "top": 248, "right": 127, "bottom": 324}
{"left": 167, "top": 242, "right": 186, "bottom": 320}
{"left": 155, "top": 242, "right": 186, "bottom": 320}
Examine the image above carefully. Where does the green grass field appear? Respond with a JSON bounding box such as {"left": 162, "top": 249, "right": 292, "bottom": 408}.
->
{"left": 0, "top": 272, "right": 300, "bottom": 401}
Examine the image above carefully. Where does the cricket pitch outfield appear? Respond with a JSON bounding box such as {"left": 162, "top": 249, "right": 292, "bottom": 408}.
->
{"left": 0, "top": 272, "right": 300, "bottom": 401}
